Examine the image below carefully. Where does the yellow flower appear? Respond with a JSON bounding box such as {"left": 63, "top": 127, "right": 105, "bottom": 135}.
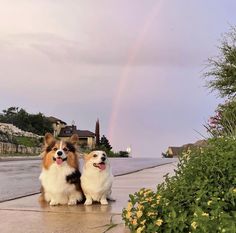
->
{"left": 233, "top": 188, "right": 236, "bottom": 193}
{"left": 202, "top": 212, "right": 209, "bottom": 217}
{"left": 127, "top": 202, "right": 133, "bottom": 211}
{"left": 191, "top": 221, "right": 197, "bottom": 229}
{"left": 147, "top": 212, "right": 156, "bottom": 216}
{"left": 136, "top": 210, "right": 143, "bottom": 218}
{"left": 126, "top": 211, "right": 132, "bottom": 219}
{"left": 207, "top": 200, "right": 212, "bottom": 206}
{"left": 144, "top": 190, "right": 152, "bottom": 196}
{"left": 140, "top": 219, "right": 146, "bottom": 225}
{"left": 132, "top": 219, "right": 137, "bottom": 225}
{"left": 200, "top": 147, "right": 204, "bottom": 154}
{"left": 139, "top": 190, "right": 144, "bottom": 195}
{"left": 156, "top": 199, "right": 160, "bottom": 204}
{"left": 136, "top": 226, "right": 145, "bottom": 233}
{"left": 187, "top": 148, "right": 192, "bottom": 154}
{"left": 145, "top": 197, "right": 153, "bottom": 202}
{"left": 155, "top": 219, "right": 163, "bottom": 226}
{"left": 137, "top": 203, "right": 144, "bottom": 210}
{"left": 156, "top": 195, "right": 161, "bottom": 199}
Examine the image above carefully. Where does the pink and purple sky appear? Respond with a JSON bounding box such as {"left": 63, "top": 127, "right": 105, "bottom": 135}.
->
{"left": 0, "top": 0, "right": 235, "bottom": 157}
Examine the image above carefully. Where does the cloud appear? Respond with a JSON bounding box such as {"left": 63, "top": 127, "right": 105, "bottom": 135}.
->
{"left": 0, "top": 30, "right": 210, "bottom": 67}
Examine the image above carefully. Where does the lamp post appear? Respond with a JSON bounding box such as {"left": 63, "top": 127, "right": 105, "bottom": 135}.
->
{"left": 126, "top": 146, "right": 132, "bottom": 157}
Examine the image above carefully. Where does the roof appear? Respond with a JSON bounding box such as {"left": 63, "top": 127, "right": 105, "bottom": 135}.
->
{"left": 47, "top": 116, "right": 67, "bottom": 125}
{"left": 58, "top": 125, "right": 95, "bottom": 138}
{"left": 167, "top": 139, "right": 208, "bottom": 157}
{"left": 77, "top": 130, "right": 95, "bottom": 138}
{"left": 168, "top": 147, "right": 184, "bottom": 156}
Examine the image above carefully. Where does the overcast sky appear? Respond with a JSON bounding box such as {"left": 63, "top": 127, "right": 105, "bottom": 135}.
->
{"left": 0, "top": 0, "right": 235, "bottom": 157}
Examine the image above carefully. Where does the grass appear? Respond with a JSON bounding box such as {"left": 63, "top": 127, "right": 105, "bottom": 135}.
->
{"left": 14, "top": 136, "right": 40, "bottom": 147}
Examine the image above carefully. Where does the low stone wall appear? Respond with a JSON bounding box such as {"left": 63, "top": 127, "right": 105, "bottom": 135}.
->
{"left": 0, "top": 142, "right": 41, "bottom": 155}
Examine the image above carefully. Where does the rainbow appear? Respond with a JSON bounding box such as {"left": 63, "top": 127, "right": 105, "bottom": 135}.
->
{"left": 108, "top": 1, "right": 163, "bottom": 149}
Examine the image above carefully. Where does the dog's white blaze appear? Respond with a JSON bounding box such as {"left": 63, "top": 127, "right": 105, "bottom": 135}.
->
{"left": 59, "top": 141, "right": 63, "bottom": 150}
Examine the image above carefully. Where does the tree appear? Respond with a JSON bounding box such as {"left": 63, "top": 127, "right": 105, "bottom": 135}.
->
{"left": 2, "top": 107, "right": 19, "bottom": 116}
{"left": 100, "top": 135, "right": 112, "bottom": 151}
{"left": 95, "top": 119, "right": 100, "bottom": 146}
{"left": 204, "top": 27, "right": 236, "bottom": 137}
{"left": 0, "top": 107, "right": 53, "bottom": 135}
{"left": 205, "top": 27, "right": 236, "bottom": 99}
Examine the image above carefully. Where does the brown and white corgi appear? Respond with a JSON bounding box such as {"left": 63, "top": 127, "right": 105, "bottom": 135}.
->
{"left": 39, "top": 133, "right": 83, "bottom": 205}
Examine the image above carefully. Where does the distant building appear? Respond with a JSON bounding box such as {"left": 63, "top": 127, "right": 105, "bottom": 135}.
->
{"left": 47, "top": 116, "right": 95, "bottom": 149}
{"left": 59, "top": 125, "right": 95, "bottom": 149}
{"left": 164, "top": 140, "right": 207, "bottom": 157}
{"left": 47, "top": 116, "right": 67, "bottom": 137}
{"left": 166, "top": 146, "right": 184, "bottom": 157}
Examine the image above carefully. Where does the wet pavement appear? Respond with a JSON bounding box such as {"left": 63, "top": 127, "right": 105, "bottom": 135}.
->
{"left": 0, "top": 162, "right": 178, "bottom": 233}
{"left": 0, "top": 157, "right": 177, "bottom": 202}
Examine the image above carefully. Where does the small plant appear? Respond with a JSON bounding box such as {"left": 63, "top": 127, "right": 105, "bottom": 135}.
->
{"left": 205, "top": 100, "right": 236, "bottom": 137}
{"left": 122, "top": 137, "right": 236, "bottom": 232}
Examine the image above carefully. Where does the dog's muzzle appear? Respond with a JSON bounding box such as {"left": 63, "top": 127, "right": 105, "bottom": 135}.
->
{"left": 93, "top": 162, "right": 106, "bottom": 170}
{"left": 53, "top": 150, "right": 67, "bottom": 165}
{"left": 53, "top": 156, "right": 67, "bottom": 165}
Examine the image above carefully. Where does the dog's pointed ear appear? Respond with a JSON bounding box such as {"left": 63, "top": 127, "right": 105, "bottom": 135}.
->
{"left": 44, "top": 133, "right": 55, "bottom": 146}
{"left": 70, "top": 134, "right": 79, "bottom": 145}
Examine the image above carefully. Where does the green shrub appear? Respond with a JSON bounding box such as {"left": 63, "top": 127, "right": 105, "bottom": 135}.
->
{"left": 15, "top": 136, "right": 41, "bottom": 147}
{"left": 118, "top": 150, "right": 129, "bottom": 157}
{"left": 122, "top": 137, "right": 236, "bottom": 232}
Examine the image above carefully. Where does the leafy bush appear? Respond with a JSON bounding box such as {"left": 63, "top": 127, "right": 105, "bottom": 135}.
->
{"left": 122, "top": 137, "right": 236, "bottom": 232}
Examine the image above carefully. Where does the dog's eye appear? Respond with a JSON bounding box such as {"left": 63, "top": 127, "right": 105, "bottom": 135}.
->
{"left": 63, "top": 147, "right": 68, "bottom": 152}
{"left": 102, "top": 153, "right": 106, "bottom": 157}
{"left": 93, "top": 154, "right": 98, "bottom": 158}
{"left": 53, "top": 147, "right": 58, "bottom": 151}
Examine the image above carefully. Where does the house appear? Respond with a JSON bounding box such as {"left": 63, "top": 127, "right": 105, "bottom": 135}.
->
{"left": 47, "top": 116, "right": 96, "bottom": 149}
{"left": 47, "top": 116, "right": 67, "bottom": 137}
{"left": 164, "top": 140, "right": 207, "bottom": 157}
{"left": 58, "top": 125, "right": 95, "bottom": 149}
{"left": 165, "top": 146, "right": 184, "bottom": 157}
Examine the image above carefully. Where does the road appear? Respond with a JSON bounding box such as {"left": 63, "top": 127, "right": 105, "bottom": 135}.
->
{"left": 0, "top": 157, "right": 177, "bottom": 202}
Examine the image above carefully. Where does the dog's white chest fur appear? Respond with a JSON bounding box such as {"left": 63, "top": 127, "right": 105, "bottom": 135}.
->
{"left": 39, "top": 163, "right": 81, "bottom": 205}
{"left": 81, "top": 168, "right": 113, "bottom": 204}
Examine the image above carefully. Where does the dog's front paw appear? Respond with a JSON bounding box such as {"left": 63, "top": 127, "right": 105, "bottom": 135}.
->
{"left": 84, "top": 199, "right": 93, "bottom": 205}
{"left": 50, "top": 200, "right": 59, "bottom": 206}
{"left": 68, "top": 199, "right": 77, "bottom": 206}
{"left": 100, "top": 199, "right": 108, "bottom": 205}
{"left": 76, "top": 192, "right": 83, "bottom": 202}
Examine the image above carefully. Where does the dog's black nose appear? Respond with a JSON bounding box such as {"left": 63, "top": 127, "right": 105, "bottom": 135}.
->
{"left": 101, "top": 156, "right": 106, "bottom": 162}
{"left": 57, "top": 151, "right": 63, "bottom": 156}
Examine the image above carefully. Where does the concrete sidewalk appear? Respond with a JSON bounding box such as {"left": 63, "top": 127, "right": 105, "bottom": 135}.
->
{"left": 0, "top": 162, "right": 178, "bottom": 233}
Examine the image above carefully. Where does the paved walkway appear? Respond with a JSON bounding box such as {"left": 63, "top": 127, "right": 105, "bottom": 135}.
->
{"left": 0, "top": 162, "right": 178, "bottom": 233}
{"left": 0, "top": 158, "right": 177, "bottom": 202}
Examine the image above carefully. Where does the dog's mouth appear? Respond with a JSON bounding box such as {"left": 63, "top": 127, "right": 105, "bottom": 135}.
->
{"left": 53, "top": 157, "right": 67, "bottom": 165}
{"left": 93, "top": 162, "right": 106, "bottom": 170}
